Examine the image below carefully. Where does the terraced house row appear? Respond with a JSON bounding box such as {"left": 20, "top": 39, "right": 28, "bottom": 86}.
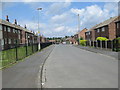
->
{"left": 0, "top": 15, "right": 47, "bottom": 50}
{"left": 85, "top": 16, "right": 120, "bottom": 41}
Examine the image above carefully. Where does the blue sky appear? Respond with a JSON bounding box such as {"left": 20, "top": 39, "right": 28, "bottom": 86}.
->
{"left": 2, "top": 2, "right": 118, "bottom": 37}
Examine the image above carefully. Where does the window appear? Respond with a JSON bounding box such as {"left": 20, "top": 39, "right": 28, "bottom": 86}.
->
{"left": 4, "top": 26, "right": 6, "bottom": 31}
{"left": 15, "top": 29, "right": 18, "bottom": 33}
{"left": 18, "top": 30, "right": 20, "bottom": 34}
{"left": 5, "top": 38, "right": 7, "bottom": 44}
{"left": 0, "top": 24, "right": 2, "bottom": 31}
{"left": 117, "top": 23, "right": 119, "bottom": 29}
{"left": 18, "top": 34, "right": 20, "bottom": 39}
{"left": 97, "top": 29, "right": 100, "bottom": 33}
{"left": 8, "top": 39, "right": 11, "bottom": 44}
{"left": 1, "top": 39, "right": 4, "bottom": 46}
{"left": 89, "top": 32, "right": 91, "bottom": 35}
{"left": 14, "top": 39, "right": 16, "bottom": 44}
{"left": 102, "top": 27, "right": 105, "bottom": 32}
{"left": 13, "top": 28, "right": 15, "bottom": 33}
{"left": 7, "top": 27, "right": 11, "bottom": 32}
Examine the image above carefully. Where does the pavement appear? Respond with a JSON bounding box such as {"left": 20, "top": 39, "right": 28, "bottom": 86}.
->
{"left": 75, "top": 45, "right": 119, "bottom": 60}
{"left": 2, "top": 45, "right": 54, "bottom": 88}
{"left": 42, "top": 44, "right": 118, "bottom": 88}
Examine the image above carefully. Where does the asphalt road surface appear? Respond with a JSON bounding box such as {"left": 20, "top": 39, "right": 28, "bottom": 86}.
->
{"left": 42, "top": 44, "right": 118, "bottom": 88}
{"left": 2, "top": 45, "right": 54, "bottom": 88}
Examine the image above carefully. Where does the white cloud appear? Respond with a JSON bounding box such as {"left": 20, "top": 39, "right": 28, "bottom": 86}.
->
{"left": 46, "top": 2, "right": 71, "bottom": 15}
{"left": 70, "top": 3, "right": 118, "bottom": 30}
{"left": 71, "top": 8, "right": 85, "bottom": 15}
{"left": 54, "top": 26, "right": 65, "bottom": 32}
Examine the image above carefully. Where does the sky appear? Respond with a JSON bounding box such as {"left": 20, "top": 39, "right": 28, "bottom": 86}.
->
{"left": 1, "top": 1, "right": 119, "bottom": 37}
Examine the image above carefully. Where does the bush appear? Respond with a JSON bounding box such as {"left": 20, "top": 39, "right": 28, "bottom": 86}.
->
{"left": 96, "top": 37, "right": 108, "bottom": 41}
{"left": 116, "top": 37, "right": 120, "bottom": 40}
{"left": 80, "top": 40, "right": 87, "bottom": 46}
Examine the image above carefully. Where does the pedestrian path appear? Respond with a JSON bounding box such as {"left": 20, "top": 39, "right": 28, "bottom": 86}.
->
{"left": 75, "top": 45, "right": 118, "bottom": 60}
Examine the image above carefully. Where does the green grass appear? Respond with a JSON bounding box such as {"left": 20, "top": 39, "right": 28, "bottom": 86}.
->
{"left": 27, "top": 46, "right": 33, "bottom": 56}
{"left": 0, "top": 45, "right": 38, "bottom": 69}
{"left": 17, "top": 46, "right": 26, "bottom": 60}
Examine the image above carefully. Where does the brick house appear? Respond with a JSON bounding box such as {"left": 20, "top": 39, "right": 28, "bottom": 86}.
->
{"left": 85, "top": 16, "right": 120, "bottom": 41}
{"left": 85, "top": 25, "right": 99, "bottom": 41}
{"left": 66, "top": 37, "right": 78, "bottom": 45}
{"left": 94, "top": 16, "right": 118, "bottom": 40}
{"left": 0, "top": 16, "right": 38, "bottom": 50}
{"left": 75, "top": 28, "right": 88, "bottom": 40}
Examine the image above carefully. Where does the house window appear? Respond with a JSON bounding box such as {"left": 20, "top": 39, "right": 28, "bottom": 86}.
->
{"left": 89, "top": 32, "right": 90, "bottom": 35}
{"left": 97, "top": 29, "right": 100, "bottom": 33}
{"left": 117, "top": 23, "right": 119, "bottom": 29}
{"left": 18, "top": 30, "right": 20, "bottom": 34}
{"left": 102, "top": 27, "right": 105, "bottom": 32}
{"left": 0, "top": 24, "right": 2, "bottom": 31}
{"left": 5, "top": 38, "right": 7, "bottom": 44}
{"left": 7, "top": 27, "right": 11, "bottom": 32}
{"left": 4, "top": 26, "right": 6, "bottom": 31}
{"left": 13, "top": 28, "right": 15, "bottom": 33}
{"left": 14, "top": 39, "right": 16, "bottom": 44}
{"left": 15, "top": 29, "right": 18, "bottom": 33}
{"left": 8, "top": 39, "right": 11, "bottom": 44}
{"left": 1, "top": 39, "right": 4, "bottom": 46}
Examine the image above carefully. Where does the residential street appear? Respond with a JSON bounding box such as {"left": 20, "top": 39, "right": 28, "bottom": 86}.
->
{"left": 42, "top": 44, "right": 118, "bottom": 88}
{"left": 2, "top": 44, "right": 118, "bottom": 88}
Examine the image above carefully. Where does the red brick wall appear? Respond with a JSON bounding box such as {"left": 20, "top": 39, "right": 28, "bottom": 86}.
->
{"left": 78, "top": 28, "right": 87, "bottom": 40}
{"left": 91, "top": 30, "right": 95, "bottom": 41}
{"left": 108, "top": 21, "right": 116, "bottom": 40}
{"left": 21, "top": 30, "right": 26, "bottom": 44}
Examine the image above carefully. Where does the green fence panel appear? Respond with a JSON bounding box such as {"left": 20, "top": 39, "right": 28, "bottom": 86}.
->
{"left": 17, "top": 46, "right": 26, "bottom": 60}
{"left": 1, "top": 48, "right": 16, "bottom": 67}
{"left": 27, "top": 46, "right": 32, "bottom": 56}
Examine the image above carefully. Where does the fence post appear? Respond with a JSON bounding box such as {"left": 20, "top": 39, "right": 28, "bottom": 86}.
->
{"left": 116, "top": 40, "right": 118, "bottom": 52}
{"left": 112, "top": 40, "right": 114, "bottom": 51}
{"left": 100, "top": 41, "right": 102, "bottom": 49}
{"left": 32, "top": 42, "right": 34, "bottom": 53}
{"left": 26, "top": 42, "right": 28, "bottom": 56}
{"left": 96, "top": 41, "right": 98, "bottom": 48}
{"left": 105, "top": 41, "right": 107, "bottom": 50}
{"left": 15, "top": 40, "right": 18, "bottom": 61}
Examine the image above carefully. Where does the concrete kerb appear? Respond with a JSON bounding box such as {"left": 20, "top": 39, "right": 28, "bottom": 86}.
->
{"left": 40, "top": 45, "right": 55, "bottom": 89}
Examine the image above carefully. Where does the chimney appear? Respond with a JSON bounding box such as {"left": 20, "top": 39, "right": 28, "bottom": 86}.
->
{"left": 25, "top": 25, "right": 27, "bottom": 29}
{"left": 6, "top": 15, "right": 9, "bottom": 22}
{"left": 14, "top": 19, "right": 17, "bottom": 25}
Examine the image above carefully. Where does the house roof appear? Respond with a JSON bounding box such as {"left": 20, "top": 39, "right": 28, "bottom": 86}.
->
{"left": 0, "top": 19, "right": 33, "bottom": 33}
{"left": 76, "top": 28, "right": 87, "bottom": 34}
{"left": 66, "top": 37, "right": 77, "bottom": 42}
{"left": 95, "top": 16, "right": 118, "bottom": 29}
{"left": 86, "top": 24, "right": 100, "bottom": 33}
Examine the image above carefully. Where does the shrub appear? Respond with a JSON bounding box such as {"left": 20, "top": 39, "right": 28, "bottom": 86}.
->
{"left": 96, "top": 37, "right": 108, "bottom": 41}
{"left": 80, "top": 40, "right": 87, "bottom": 46}
{"left": 116, "top": 37, "right": 120, "bottom": 40}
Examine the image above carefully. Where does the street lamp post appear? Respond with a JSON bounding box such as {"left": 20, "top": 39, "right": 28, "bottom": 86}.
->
{"left": 37, "top": 8, "right": 42, "bottom": 50}
{"left": 77, "top": 14, "right": 80, "bottom": 45}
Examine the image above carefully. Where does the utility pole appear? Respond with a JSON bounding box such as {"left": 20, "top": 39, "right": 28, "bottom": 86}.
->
{"left": 37, "top": 8, "right": 42, "bottom": 50}
{"left": 77, "top": 14, "right": 80, "bottom": 45}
